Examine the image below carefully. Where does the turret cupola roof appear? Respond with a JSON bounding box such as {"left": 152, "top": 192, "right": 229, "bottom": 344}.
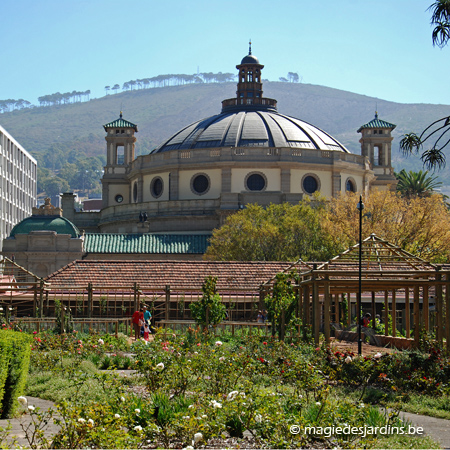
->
{"left": 357, "top": 113, "right": 396, "bottom": 132}
{"left": 103, "top": 112, "right": 138, "bottom": 131}
{"left": 240, "top": 40, "right": 260, "bottom": 65}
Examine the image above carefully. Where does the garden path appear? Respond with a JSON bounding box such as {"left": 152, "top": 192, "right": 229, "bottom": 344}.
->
{"left": 0, "top": 397, "right": 59, "bottom": 448}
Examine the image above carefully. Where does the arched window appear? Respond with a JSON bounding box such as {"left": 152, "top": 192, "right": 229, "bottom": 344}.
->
{"left": 150, "top": 177, "right": 163, "bottom": 198}
{"left": 133, "top": 182, "right": 138, "bottom": 202}
{"left": 346, "top": 178, "right": 356, "bottom": 192}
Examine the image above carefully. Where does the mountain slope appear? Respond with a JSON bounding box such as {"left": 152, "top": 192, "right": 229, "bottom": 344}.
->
{"left": 1, "top": 81, "right": 449, "bottom": 177}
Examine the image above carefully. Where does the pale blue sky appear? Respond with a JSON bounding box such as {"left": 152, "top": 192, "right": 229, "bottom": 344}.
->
{"left": 2, "top": 0, "right": 448, "bottom": 105}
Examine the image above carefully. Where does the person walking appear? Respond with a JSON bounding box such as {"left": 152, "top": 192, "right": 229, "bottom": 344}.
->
{"left": 132, "top": 308, "right": 142, "bottom": 340}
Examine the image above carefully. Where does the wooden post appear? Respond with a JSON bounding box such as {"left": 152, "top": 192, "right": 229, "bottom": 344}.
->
{"left": 280, "top": 309, "right": 286, "bottom": 341}
{"left": 384, "top": 291, "right": 389, "bottom": 336}
{"left": 165, "top": 285, "right": 170, "bottom": 321}
{"left": 334, "top": 294, "right": 339, "bottom": 325}
{"left": 414, "top": 286, "right": 420, "bottom": 347}
{"left": 423, "top": 285, "right": 429, "bottom": 332}
{"left": 324, "top": 278, "right": 330, "bottom": 344}
{"left": 436, "top": 268, "right": 443, "bottom": 345}
{"left": 371, "top": 291, "right": 376, "bottom": 331}
{"left": 33, "top": 284, "right": 37, "bottom": 317}
{"left": 313, "top": 273, "right": 320, "bottom": 346}
{"left": 392, "top": 290, "right": 396, "bottom": 337}
{"left": 303, "top": 285, "right": 310, "bottom": 331}
{"left": 347, "top": 293, "right": 352, "bottom": 327}
{"left": 87, "top": 283, "right": 93, "bottom": 318}
{"left": 61, "top": 305, "right": 65, "bottom": 334}
{"left": 39, "top": 280, "right": 44, "bottom": 319}
{"left": 405, "top": 287, "right": 410, "bottom": 339}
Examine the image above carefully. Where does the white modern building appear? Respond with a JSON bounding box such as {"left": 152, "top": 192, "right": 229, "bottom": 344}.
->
{"left": 0, "top": 125, "right": 37, "bottom": 242}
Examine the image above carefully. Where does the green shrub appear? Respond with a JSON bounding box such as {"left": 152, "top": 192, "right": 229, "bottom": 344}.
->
{"left": 0, "top": 329, "right": 32, "bottom": 418}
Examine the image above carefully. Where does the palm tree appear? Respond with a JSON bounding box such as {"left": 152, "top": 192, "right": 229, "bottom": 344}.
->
{"left": 396, "top": 169, "right": 443, "bottom": 198}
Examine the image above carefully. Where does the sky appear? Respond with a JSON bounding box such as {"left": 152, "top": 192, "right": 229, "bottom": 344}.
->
{"left": 1, "top": 0, "right": 449, "bottom": 106}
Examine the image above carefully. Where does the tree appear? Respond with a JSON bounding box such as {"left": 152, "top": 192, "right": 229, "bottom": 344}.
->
{"left": 264, "top": 272, "right": 298, "bottom": 340}
{"left": 204, "top": 200, "right": 342, "bottom": 261}
{"left": 189, "top": 276, "right": 226, "bottom": 330}
{"left": 399, "top": 1, "right": 450, "bottom": 169}
{"left": 41, "top": 176, "right": 70, "bottom": 198}
{"left": 396, "top": 169, "right": 442, "bottom": 198}
{"left": 323, "top": 191, "right": 450, "bottom": 263}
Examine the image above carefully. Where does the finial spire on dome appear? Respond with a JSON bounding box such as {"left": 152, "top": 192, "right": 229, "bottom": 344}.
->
{"left": 249, "top": 39, "right": 252, "bottom": 55}
{"left": 120, "top": 111, "right": 123, "bottom": 118}
{"left": 375, "top": 111, "right": 378, "bottom": 119}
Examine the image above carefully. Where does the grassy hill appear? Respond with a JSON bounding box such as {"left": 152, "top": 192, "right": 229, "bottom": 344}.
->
{"left": 1, "top": 81, "right": 450, "bottom": 182}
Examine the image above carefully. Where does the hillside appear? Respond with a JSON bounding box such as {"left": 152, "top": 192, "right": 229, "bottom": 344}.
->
{"left": 1, "top": 81, "right": 450, "bottom": 181}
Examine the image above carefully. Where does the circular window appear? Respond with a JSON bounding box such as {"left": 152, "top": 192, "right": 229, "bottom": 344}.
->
{"left": 346, "top": 178, "right": 356, "bottom": 192}
{"left": 151, "top": 177, "right": 163, "bottom": 198}
{"left": 115, "top": 194, "right": 123, "bottom": 203}
{"left": 246, "top": 173, "right": 266, "bottom": 191}
{"left": 302, "top": 175, "right": 319, "bottom": 194}
{"left": 133, "top": 182, "right": 138, "bottom": 202}
{"left": 191, "top": 174, "right": 210, "bottom": 195}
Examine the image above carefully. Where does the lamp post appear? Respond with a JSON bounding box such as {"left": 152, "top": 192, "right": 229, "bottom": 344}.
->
{"left": 357, "top": 195, "right": 364, "bottom": 355}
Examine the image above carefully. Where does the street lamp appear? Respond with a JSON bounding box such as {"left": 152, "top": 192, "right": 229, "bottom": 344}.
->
{"left": 357, "top": 195, "right": 364, "bottom": 355}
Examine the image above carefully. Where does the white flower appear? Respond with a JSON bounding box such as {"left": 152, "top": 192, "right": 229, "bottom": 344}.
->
{"left": 88, "top": 418, "right": 94, "bottom": 426}
{"left": 209, "top": 399, "right": 222, "bottom": 409}
{"left": 201, "top": 414, "right": 207, "bottom": 419}
{"left": 182, "top": 415, "right": 190, "bottom": 419}
{"left": 215, "top": 341, "right": 223, "bottom": 346}
{"left": 374, "top": 352, "right": 382, "bottom": 359}
{"left": 27, "top": 405, "right": 35, "bottom": 411}
{"left": 359, "top": 403, "right": 365, "bottom": 408}
{"left": 183, "top": 446, "right": 194, "bottom": 450}
{"left": 98, "top": 338, "right": 104, "bottom": 345}
{"left": 193, "top": 351, "right": 198, "bottom": 355}
{"left": 156, "top": 362, "right": 165, "bottom": 371}
{"left": 345, "top": 356, "right": 352, "bottom": 364}
{"left": 135, "top": 408, "right": 140, "bottom": 414}
{"left": 114, "top": 413, "right": 121, "bottom": 419}
{"left": 120, "top": 396, "right": 125, "bottom": 402}
{"left": 17, "top": 396, "right": 27, "bottom": 406}
{"left": 78, "top": 418, "right": 86, "bottom": 423}
{"left": 255, "top": 414, "right": 262, "bottom": 423}
{"left": 227, "top": 391, "right": 239, "bottom": 401}
{"left": 193, "top": 432, "right": 203, "bottom": 443}
{"left": 134, "top": 425, "right": 143, "bottom": 432}
{"left": 219, "top": 356, "right": 225, "bottom": 361}
{"left": 316, "top": 402, "right": 321, "bottom": 406}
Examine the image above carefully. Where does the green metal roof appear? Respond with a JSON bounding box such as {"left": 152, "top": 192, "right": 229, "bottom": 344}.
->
{"left": 357, "top": 113, "right": 396, "bottom": 132}
{"left": 10, "top": 216, "right": 80, "bottom": 238}
{"left": 103, "top": 113, "right": 138, "bottom": 131}
{"left": 84, "top": 234, "right": 211, "bottom": 254}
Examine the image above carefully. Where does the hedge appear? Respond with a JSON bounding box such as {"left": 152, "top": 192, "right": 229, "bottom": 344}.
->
{"left": 0, "top": 329, "right": 32, "bottom": 418}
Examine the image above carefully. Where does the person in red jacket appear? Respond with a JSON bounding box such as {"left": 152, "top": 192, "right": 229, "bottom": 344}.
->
{"left": 132, "top": 308, "right": 143, "bottom": 340}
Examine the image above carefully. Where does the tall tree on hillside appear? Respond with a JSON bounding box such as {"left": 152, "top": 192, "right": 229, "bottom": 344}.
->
{"left": 112, "top": 84, "right": 120, "bottom": 94}
{"left": 287, "top": 72, "right": 299, "bottom": 83}
{"left": 400, "top": 0, "right": 450, "bottom": 170}
{"left": 105, "top": 86, "right": 110, "bottom": 95}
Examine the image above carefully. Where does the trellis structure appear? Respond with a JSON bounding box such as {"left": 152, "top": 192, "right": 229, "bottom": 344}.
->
{"left": 264, "top": 234, "right": 450, "bottom": 350}
{"left": 0, "top": 257, "right": 46, "bottom": 319}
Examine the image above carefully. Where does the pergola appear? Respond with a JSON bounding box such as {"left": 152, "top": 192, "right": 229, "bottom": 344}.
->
{"left": 264, "top": 234, "right": 450, "bottom": 350}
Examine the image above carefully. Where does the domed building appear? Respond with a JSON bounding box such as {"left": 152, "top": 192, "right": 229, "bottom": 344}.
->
{"left": 2, "top": 46, "right": 399, "bottom": 278}
{"left": 1, "top": 198, "right": 84, "bottom": 278}
{"left": 97, "top": 46, "right": 397, "bottom": 234}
